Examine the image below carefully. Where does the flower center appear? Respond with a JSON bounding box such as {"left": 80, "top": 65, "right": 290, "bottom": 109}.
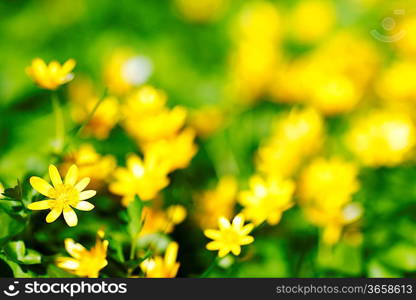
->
{"left": 54, "top": 184, "right": 79, "bottom": 206}
{"left": 222, "top": 229, "right": 240, "bottom": 245}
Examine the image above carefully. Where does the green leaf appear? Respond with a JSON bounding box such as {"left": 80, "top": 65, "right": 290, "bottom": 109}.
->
{"left": 317, "top": 242, "right": 362, "bottom": 276}
{"left": 5, "top": 241, "right": 41, "bottom": 264}
{"left": 0, "top": 209, "right": 25, "bottom": 245}
{"left": 0, "top": 254, "right": 33, "bottom": 278}
{"left": 379, "top": 243, "right": 416, "bottom": 272}
{"left": 2, "top": 180, "right": 23, "bottom": 201}
{"left": 127, "top": 195, "right": 144, "bottom": 239}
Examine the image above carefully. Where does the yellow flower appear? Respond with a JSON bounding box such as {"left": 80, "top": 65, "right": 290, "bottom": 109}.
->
{"left": 239, "top": 175, "right": 295, "bottom": 225}
{"left": 204, "top": 214, "right": 254, "bottom": 257}
{"left": 195, "top": 176, "right": 237, "bottom": 229}
{"left": 306, "top": 202, "right": 363, "bottom": 245}
{"left": 71, "top": 96, "right": 119, "bottom": 140}
{"left": 28, "top": 164, "right": 96, "bottom": 227}
{"left": 142, "top": 128, "right": 198, "bottom": 172}
{"left": 56, "top": 230, "right": 108, "bottom": 278}
{"left": 26, "top": 58, "right": 76, "bottom": 90}
{"left": 298, "top": 157, "right": 360, "bottom": 208}
{"left": 346, "top": 111, "right": 416, "bottom": 167}
{"left": 141, "top": 204, "right": 187, "bottom": 236}
{"left": 104, "top": 49, "right": 153, "bottom": 95}
{"left": 289, "top": 0, "right": 336, "bottom": 44}
{"left": 256, "top": 107, "right": 324, "bottom": 177}
{"left": 61, "top": 144, "right": 117, "bottom": 190}
{"left": 122, "top": 86, "right": 187, "bottom": 144}
{"left": 189, "top": 107, "right": 224, "bottom": 138}
{"left": 298, "top": 157, "right": 361, "bottom": 245}
{"left": 140, "top": 242, "right": 180, "bottom": 278}
{"left": 109, "top": 153, "right": 170, "bottom": 206}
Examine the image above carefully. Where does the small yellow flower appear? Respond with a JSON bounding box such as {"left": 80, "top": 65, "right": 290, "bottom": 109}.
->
{"left": 26, "top": 58, "right": 76, "bottom": 90}
{"left": 61, "top": 144, "right": 117, "bottom": 190}
{"left": 141, "top": 205, "right": 187, "bottom": 236}
{"left": 140, "top": 242, "right": 180, "bottom": 278}
{"left": 239, "top": 175, "right": 295, "bottom": 225}
{"left": 28, "top": 164, "right": 96, "bottom": 227}
{"left": 346, "top": 111, "right": 416, "bottom": 167}
{"left": 56, "top": 230, "right": 108, "bottom": 278}
{"left": 189, "top": 107, "right": 224, "bottom": 138}
{"left": 195, "top": 176, "right": 237, "bottom": 229}
{"left": 109, "top": 153, "right": 170, "bottom": 206}
{"left": 204, "top": 214, "right": 254, "bottom": 257}
{"left": 142, "top": 128, "right": 198, "bottom": 172}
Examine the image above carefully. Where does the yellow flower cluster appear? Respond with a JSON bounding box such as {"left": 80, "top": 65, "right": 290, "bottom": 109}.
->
{"left": 110, "top": 85, "right": 197, "bottom": 206}
{"left": 298, "top": 157, "right": 362, "bottom": 245}
{"left": 346, "top": 111, "right": 416, "bottom": 167}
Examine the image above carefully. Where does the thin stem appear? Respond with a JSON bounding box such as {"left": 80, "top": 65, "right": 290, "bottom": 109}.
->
{"left": 200, "top": 256, "right": 218, "bottom": 278}
{"left": 75, "top": 88, "right": 108, "bottom": 137}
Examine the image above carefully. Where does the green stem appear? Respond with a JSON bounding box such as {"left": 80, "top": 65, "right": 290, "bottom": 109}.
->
{"left": 75, "top": 88, "right": 108, "bottom": 137}
{"left": 129, "top": 237, "right": 137, "bottom": 260}
{"left": 200, "top": 257, "right": 218, "bottom": 278}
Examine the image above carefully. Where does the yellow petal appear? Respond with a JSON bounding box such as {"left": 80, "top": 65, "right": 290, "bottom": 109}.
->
{"left": 240, "top": 236, "right": 254, "bottom": 245}
{"left": 206, "top": 241, "right": 221, "bottom": 251}
{"left": 204, "top": 229, "right": 221, "bottom": 240}
{"left": 73, "top": 201, "right": 94, "bottom": 211}
{"left": 240, "top": 223, "right": 254, "bottom": 235}
{"left": 65, "top": 165, "right": 78, "bottom": 185}
{"left": 49, "top": 165, "right": 62, "bottom": 187}
{"left": 74, "top": 177, "right": 90, "bottom": 192}
{"left": 46, "top": 207, "right": 63, "bottom": 223}
{"left": 218, "top": 247, "right": 230, "bottom": 258}
{"left": 64, "top": 238, "right": 86, "bottom": 259}
{"left": 63, "top": 206, "right": 78, "bottom": 227}
{"left": 165, "top": 242, "right": 179, "bottom": 267}
{"left": 56, "top": 257, "right": 80, "bottom": 270}
{"left": 27, "top": 200, "right": 53, "bottom": 210}
{"left": 61, "top": 59, "right": 76, "bottom": 74}
{"left": 79, "top": 190, "right": 96, "bottom": 200}
{"left": 218, "top": 216, "right": 230, "bottom": 230}
{"left": 232, "top": 214, "right": 244, "bottom": 228}
{"left": 231, "top": 245, "right": 241, "bottom": 256}
{"left": 30, "top": 176, "right": 54, "bottom": 197}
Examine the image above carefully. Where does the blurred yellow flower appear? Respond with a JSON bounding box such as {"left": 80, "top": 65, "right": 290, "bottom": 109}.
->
{"left": 56, "top": 230, "right": 108, "bottom": 278}
{"left": 195, "top": 176, "right": 237, "bottom": 229}
{"left": 396, "top": 17, "right": 416, "bottom": 56}
{"left": 298, "top": 157, "right": 360, "bottom": 207}
{"left": 189, "top": 107, "right": 224, "bottom": 138}
{"left": 140, "top": 241, "right": 180, "bottom": 278}
{"left": 174, "top": 0, "right": 227, "bottom": 23}
{"left": 142, "top": 128, "right": 198, "bottom": 172}
{"left": 289, "top": 0, "right": 336, "bottom": 44}
{"left": 0, "top": 183, "right": 4, "bottom": 198}
{"left": 28, "top": 165, "right": 96, "bottom": 227}
{"left": 109, "top": 153, "right": 170, "bottom": 206}
{"left": 104, "top": 49, "right": 153, "bottom": 95}
{"left": 122, "top": 86, "right": 187, "bottom": 144}
{"left": 141, "top": 204, "right": 187, "bottom": 236}
{"left": 376, "top": 60, "right": 416, "bottom": 103}
{"left": 71, "top": 96, "right": 120, "bottom": 140}
{"left": 26, "top": 58, "right": 75, "bottom": 90}
{"left": 307, "top": 202, "right": 363, "bottom": 245}
{"left": 347, "top": 111, "right": 416, "bottom": 167}
{"left": 239, "top": 175, "right": 295, "bottom": 225}
{"left": 61, "top": 144, "right": 117, "bottom": 190}
{"left": 256, "top": 107, "right": 324, "bottom": 177}
{"left": 204, "top": 214, "right": 254, "bottom": 257}
{"left": 299, "top": 157, "right": 361, "bottom": 245}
